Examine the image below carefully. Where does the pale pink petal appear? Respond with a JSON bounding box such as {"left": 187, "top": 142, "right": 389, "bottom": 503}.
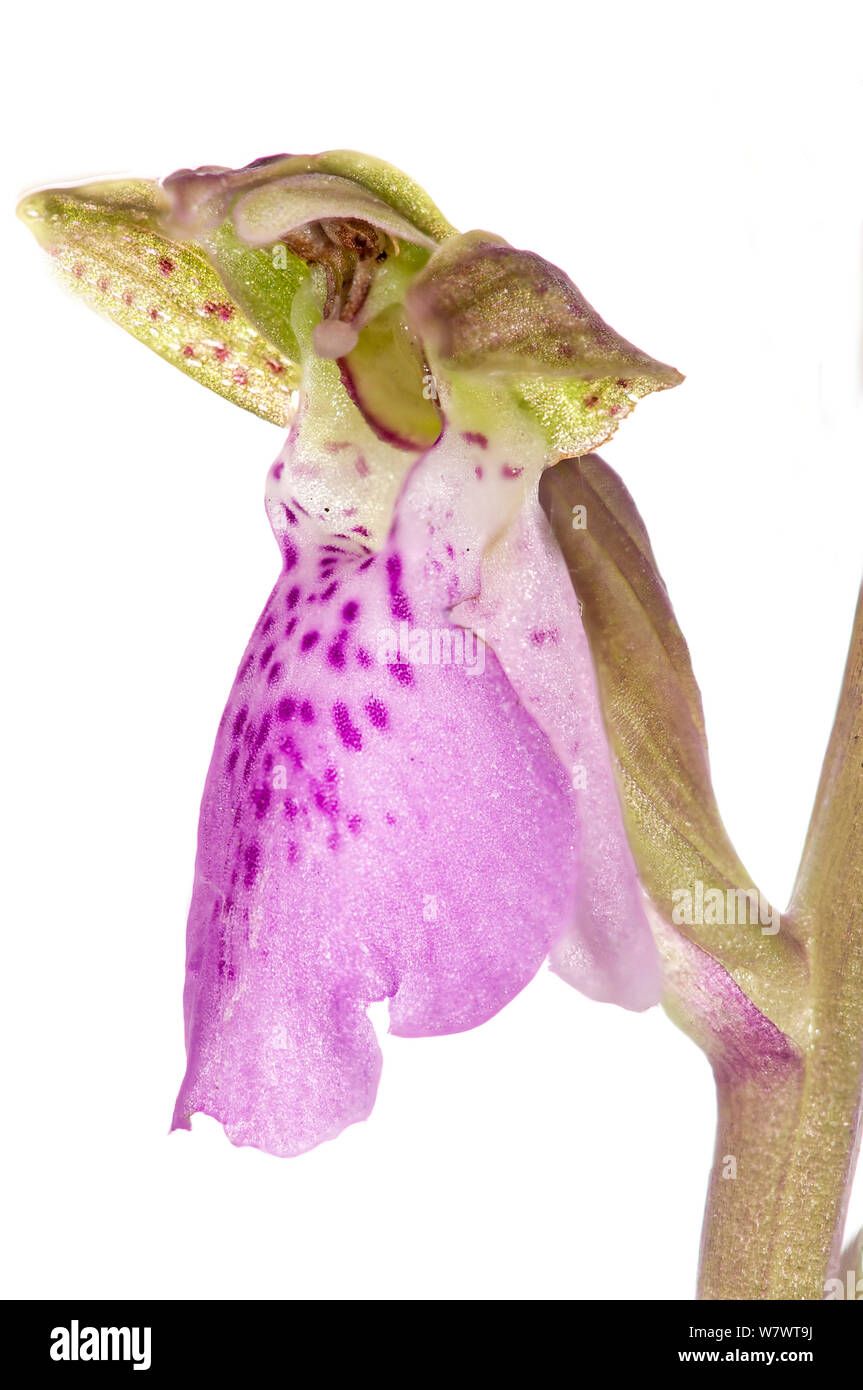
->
{"left": 173, "top": 478, "right": 580, "bottom": 1154}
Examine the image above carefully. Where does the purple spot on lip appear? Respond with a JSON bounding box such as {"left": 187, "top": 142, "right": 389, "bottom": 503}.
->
{"left": 348, "top": 815, "right": 362, "bottom": 834}
{"left": 259, "top": 643, "right": 276, "bottom": 668}
{"left": 278, "top": 732, "right": 303, "bottom": 770}
{"left": 300, "top": 631, "right": 320, "bottom": 653}
{"left": 342, "top": 600, "right": 359, "bottom": 623}
{"left": 462, "top": 430, "right": 488, "bottom": 448}
{"left": 252, "top": 710, "right": 273, "bottom": 752}
{"left": 320, "top": 582, "right": 339, "bottom": 601}
{"left": 267, "top": 662, "right": 282, "bottom": 685}
{"left": 251, "top": 786, "right": 271, "bottom": 819}
{"left": 232, "top": 706, "right": 248, "bottom": 740}
{"left": 386, "top": 553, "right": 402, "bottom": 590}
{"left": 272, "top": 461, "right": 284, "bottom": 480}
{"left": 277, "top": 697, "right": 296, "bottom": 721}
{"left": 386, "top": 552, "right": 412, "bottom": 622}
{"left": 333, "top": 702, "right": 363, "bottom": 751}
{"left": 356, "top": 647, "right": 372, "bottom": 668}
{"left": 388, "top": 661, "right": 414, "bottom": 687}
{"left": 300, "top": 700, "right": 315, "bottom": 723}
{"left": 315, "top": 783, "right": 339, "bottom": 818}
{"left": 501, "top": 464, "right": 523, "bottom": 479}
{"left": 286, "top": 586, "right": 301, "bottom": 609}
{"left": 366, "top": 698, "right": 388, "bottom": 729}
{"left": 327, "top": 640, "right": 347, "bottom": 669}
{"left": 283, "top": 504, "right": 298, "bottom": 525}
{"left": 285, "top": 616, "right": 298, "bottom": 637}
{"left": 283, "top": 540, "right": 298, "bottom": 572}
{"left": 226, "top": 748, "right": 239, "bottom": 774}
{"left": 243, "top": 841, "right": 261, "bottom": 888}
{"left": 283, "top": 796, "right": 298, "bottom": 819}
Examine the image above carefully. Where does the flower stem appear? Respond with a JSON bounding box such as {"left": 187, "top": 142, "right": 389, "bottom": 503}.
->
{"left": 699, "top": 1033, "right": 862, "bottom": 1298}
{"left": 699, "top": 582, "right": 863, "bottom": 1300}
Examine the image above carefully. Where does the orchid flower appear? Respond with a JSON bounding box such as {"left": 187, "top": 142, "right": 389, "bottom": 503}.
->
{"left": 20, "top": 152, "right": 862, "bottom": 1302}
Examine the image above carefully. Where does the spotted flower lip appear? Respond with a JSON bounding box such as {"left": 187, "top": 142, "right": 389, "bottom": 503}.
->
{"left": 19, "top": 151, "right": 683, "bottom": 1157}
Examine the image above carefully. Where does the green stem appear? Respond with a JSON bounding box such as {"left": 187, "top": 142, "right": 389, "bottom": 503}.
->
{"left": 699, "top": 583, "right": 863, "bottom": 1300}
{"left": 699, "top": 1037, "right": 862, "bottom": 1299}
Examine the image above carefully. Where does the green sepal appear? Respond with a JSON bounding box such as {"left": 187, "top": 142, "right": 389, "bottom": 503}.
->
{"left": 539, "top": 453, "right": 808, "bottom": 1038}
{"left": 18, "top": 179, "right": 300, "bottom": 424}
{"left": 407, "top": 232, "right": 683, "bottom": 456}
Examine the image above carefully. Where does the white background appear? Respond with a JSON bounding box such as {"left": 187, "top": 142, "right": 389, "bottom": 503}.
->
{"left": 3, "top": 0, "right": 861, "bottom": 1300}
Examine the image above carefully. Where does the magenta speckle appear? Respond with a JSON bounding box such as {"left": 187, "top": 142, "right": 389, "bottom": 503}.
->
{"left": 365, "top": 698, "right": 388, "bottom": 729}
{"left": 327, "top": 641, "right": 346, "bottom": 670}
{"left": 204, "top": 301, "right": 235, "bottom": 321}
{"left": 243, "top": 842, "right": 261, "bottom": 888}
{"left": 388, "top": 661, "right": 414, "bottom": 687}
{"left": 386, "top": 553, "right": 412, "bottom": 622}
{"left": 333, "top": 702, "right": 363, "bottom": 751}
